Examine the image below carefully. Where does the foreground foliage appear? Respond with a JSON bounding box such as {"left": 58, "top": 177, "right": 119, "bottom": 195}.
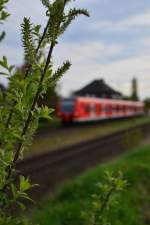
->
{"left": 0, "top": 0, "right": 9, "bottom": 41}
{"left": 0, "top": 0, "right": 89, "bottom": 224}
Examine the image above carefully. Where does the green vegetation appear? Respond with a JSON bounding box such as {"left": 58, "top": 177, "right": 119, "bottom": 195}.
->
{"left": 39, "top": 116, "right": 61, "bottom": 128}
{"left": 0, "top": 0, "right": 9, "bottom": 42}
{"left": 0, "top": 0, "right": 149, "bottom": 224}
{"left": 0, "top": 0, "right": 89, "bottom": 224}
{"left": 28, "top": 116, "right": 150, "bottom": 157}
{"left": 30, "top": 143, "right": 150, "bottom": 225}
{"left": 131, "top": 77, "right": 139, "bottom": 101}
{"left": 144, "top": 98, "right": 150, "bottom": 113}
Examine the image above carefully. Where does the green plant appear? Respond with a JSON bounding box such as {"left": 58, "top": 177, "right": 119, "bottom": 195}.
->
{"left": 0, "top": 0, "right": 89, "bottom": 223}
{"left": 0, "top": 0, "right": 9, "bottom": 42}
{"left": 81, "top": 172, "right": 127, "bottom": 225}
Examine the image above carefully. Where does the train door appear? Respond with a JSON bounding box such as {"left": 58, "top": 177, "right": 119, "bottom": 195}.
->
{"left": 101, "top": 103, "right": 106, "bottom": 118}
{"left": 96, "top": 103, "right": 101, "bottom": 117}
{"left": 107, "top": 104, "right": 112, "bottom": 117}
{"left": 90, "top": 103, "right": 96, "bottom": 119}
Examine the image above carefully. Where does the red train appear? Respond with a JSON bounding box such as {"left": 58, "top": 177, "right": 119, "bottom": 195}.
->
{"left": 57, "top": 97, "right": 144, "bottom": 123}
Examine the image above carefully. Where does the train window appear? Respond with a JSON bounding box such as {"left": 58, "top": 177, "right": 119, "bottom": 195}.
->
{"left": 101, "top": 104, "right": 105, "bottom": 112}
{"left": 90, "top": 104, "right": 96, "bottom": 113}
{"left": 112, "top": 105, "right": 116, "bottom": 112}
{"left": 103, "top": 105, "right": 110, "bottom": 113}
{"left": 109, "top": 105, "right": 112, "bottom": 112}
{"left": 119, "top": 105, "right": 123, "bottom": 112}
{"left": 61, "top": 99, "right": 74, "bottom": 113}
{"left": 116, "top": 105, "right": 120, "bottom": 112}
{"left": 106, "top": 105, "right": 112, "bottom": 113}
{"left": 85, "top": 105, "right": 90, "bottom": 113}
{"left": 123, "top": 105, "right": 126, "bottom": 112}
{"left": 106, "top": 105, "right": 108, "bottom": 112}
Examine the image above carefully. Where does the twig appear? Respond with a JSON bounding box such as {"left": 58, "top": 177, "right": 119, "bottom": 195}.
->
{"left": 4, "top": 19, "right": 50, "bottom": 130}
{"left": 2, "top": 0, "right": 67, "bottom": 192}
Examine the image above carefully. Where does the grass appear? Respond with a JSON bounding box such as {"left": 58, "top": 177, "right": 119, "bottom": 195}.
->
{"left": 27, "top": 116, "right": 150, "bottom": 157}
{"left": 29, "top": 143, "right": 150, "bottom": 225}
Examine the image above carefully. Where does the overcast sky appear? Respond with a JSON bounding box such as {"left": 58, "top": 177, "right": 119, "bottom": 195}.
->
{"left": 1, "top": 0, "right": 150, "bottom": 99}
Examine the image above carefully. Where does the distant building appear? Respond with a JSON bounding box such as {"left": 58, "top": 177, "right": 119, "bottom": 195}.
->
{"left": 73, "top": 79, "right": 123, "bottom": 99}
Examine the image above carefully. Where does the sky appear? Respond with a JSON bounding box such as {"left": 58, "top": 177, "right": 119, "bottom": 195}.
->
{"left": 1, "top": 0, "right": 150, "bottom": 99}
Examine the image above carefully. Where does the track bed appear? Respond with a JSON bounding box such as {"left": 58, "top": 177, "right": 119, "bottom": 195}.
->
{"left": 17, "top": 122, "right": 150, "bottom": 201}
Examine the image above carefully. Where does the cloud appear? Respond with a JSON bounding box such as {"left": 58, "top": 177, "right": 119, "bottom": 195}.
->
{"left": 1, "top": 0, "right": 150, "bottom": 99}
{"left": 52, "top": 41, "right": 126, "bottom": 95}
{"left": 138, "top": 37, "right": 150, "bottom": 48}
{"left": 93, "top": 10, "right": 150, "bottom": 32}
{"left": 0, "top": 43, "right": 23, "bottom": 65}
{"left": 54, "top": 41, "right": 150, "bottom": 99}
{"left": 54, "top": 41, "right": 125, "bottom": 65}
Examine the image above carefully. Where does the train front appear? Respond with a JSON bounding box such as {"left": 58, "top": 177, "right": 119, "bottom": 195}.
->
{"left": 57, "top": 98, "right": 76, "bottom": 124}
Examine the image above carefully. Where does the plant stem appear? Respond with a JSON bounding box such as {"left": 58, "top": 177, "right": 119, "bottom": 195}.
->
{"left": 92, "top": 186, "right": 115, "bottom": 225}
{"left": 99, "top": 187, "right": 115, "bottom": 215}
{"left": 13, "top": 0, "right": 67, "bottom": 164}
{"left": 14, "top": 44, "right": 54, "bottom": 163}
{"left": 4, "top": 19, "right": 50, "bottom": 130}
{"left": 1, "top": 0, "right": 67, "bottom": 198}
{"left": 0, "top": 20, "right": 50, "bottom": 193}
{"left": 1, "top": 43, "right": 54, "bottom": 194}
{"left": 2, "top": 43, "right": 54, "bottom": 190}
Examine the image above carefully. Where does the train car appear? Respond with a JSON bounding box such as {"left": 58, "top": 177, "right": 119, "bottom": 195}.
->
{"left": 56, "top": 97, "right": 144, "bottom": 124}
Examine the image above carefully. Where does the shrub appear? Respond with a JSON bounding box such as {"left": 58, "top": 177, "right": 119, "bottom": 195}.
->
{"left": 0, "top": 0, "right": 89, "bottom": 224}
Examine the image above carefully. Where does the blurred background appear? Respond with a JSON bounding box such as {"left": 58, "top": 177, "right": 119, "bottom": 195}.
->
{"left": 1, "top": 1, "right": 150, "bottom": 224}
{"left": 1, "top": 0, "right": 150, "bottom": 100}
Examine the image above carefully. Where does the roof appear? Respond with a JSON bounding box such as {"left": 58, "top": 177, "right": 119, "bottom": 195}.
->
{"left": 74, "top": 79, "right": 122, "bottom": 99}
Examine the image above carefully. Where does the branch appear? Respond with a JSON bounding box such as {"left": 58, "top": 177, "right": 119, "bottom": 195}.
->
{"left": 1, "top": 0, "right": 67, "bottom": 192}
{"left": 12, "top": 0, "right": 67, "bottom": 167}
{"left": 3, "top": 19, "right": 50, "bottom": 130}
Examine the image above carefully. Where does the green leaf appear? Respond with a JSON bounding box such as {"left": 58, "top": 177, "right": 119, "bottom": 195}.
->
{"left": 17, "top": 201, "right": 26, "bottom": 210}
{"left": 51, "top": 60, "right": 71, "bottom": 83}
{"left": 8, "top": 65, "right": 15, "bottom": 73}
{"left": 11, "top": 184, "right": 18, "bottom": 199}
{"left": 38, "top": 106, "right": 54, "bottom": 120}
{"left": 40, "top": 0, "right": 50, "bottom": 9}
{"left": 20, "top": 176, "right": 32, "bottom": 192}
{"left": 0, "top": 56, "right": 9, "bottom": 69}
{"left": 21, "top": 17, "right": 36, "bottom": 64}
{"left": 0, "top": 71, "right": 8, "bottom": 76}
{"left": 33, "top": 24, "right": 41, "bottom": 38}
{"left": 59, "top": 8, "right": 90, "bottom": 36}
{"left": 0, "top": 31, "right": 5, "bottom": 42}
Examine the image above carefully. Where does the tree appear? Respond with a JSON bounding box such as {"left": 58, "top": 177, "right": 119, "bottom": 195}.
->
{"left": 131, "top": 77, "right": 139, "bottom": 101}
{"left": 144, "top": 98, "right": 150, "bottom": 114}
{"left": 0, "top": 0, "right": 89, "bottom": 224}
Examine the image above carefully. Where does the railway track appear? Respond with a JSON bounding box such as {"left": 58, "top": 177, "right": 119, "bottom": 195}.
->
{"left": 16, "top": 122, "right": 150, "bottom": 201}
{"left": 36, "top": 116, "right": 145, "bottom": 138}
